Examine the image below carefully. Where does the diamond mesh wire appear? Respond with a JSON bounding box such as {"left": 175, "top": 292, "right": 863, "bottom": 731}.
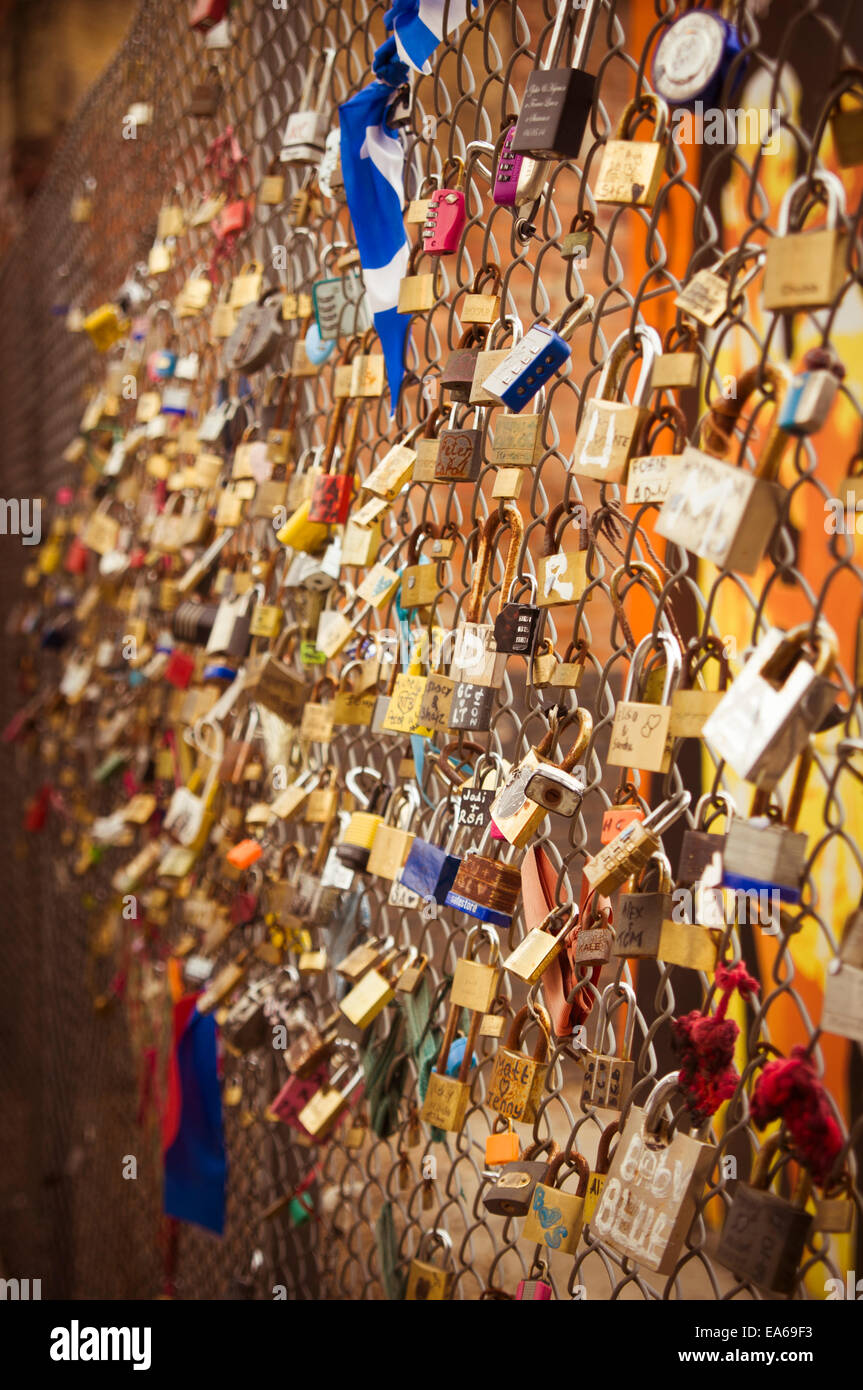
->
{"left": 0, "top": 0, "right": 861, "bottom": 1301}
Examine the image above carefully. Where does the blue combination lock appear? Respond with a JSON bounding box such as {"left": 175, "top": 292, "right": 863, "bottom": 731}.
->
{"left": 481, "top": 296, "right": 594, "bottom": 412}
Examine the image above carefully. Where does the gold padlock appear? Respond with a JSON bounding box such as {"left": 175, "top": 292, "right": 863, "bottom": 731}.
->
{"left": 763, "top": 172, "right": 848, "bottom": 311}
{"left": 450, "top": 924, "right": 502, "bottom": 1012}
{"left": 486, "top": 1004, "right": 551, "bottom": 1124}
{"left": 594, "top": 94, "right": 670, "bottom": 207}
{"left": 405, "top": 1230, "right": 454, "bottom": 1301}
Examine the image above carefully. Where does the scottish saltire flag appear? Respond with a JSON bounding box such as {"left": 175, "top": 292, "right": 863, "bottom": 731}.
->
{"left": 340, "top": 81, "right": 411, "bottom": 417}
{"left": 385, "top": 0, "right": 477, "bottom": 74}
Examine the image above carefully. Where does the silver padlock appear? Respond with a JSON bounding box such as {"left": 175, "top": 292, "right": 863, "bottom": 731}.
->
{"left": 703, "top": 623, "right": 838, "bottom": 788}
{"left": 318, "top": 126, "right": 345, "bottom": 199}
{"left": 581, "top": 982, "right": 637, "bottom": 1112}
{"left": 777, "top": 346, "right": 845, "bottom": 437}
{"left": 281, "top": 49, "right": 336, "bottom": 165}
{"left": 572, "top": 326, "right": 661, "bottom": 483}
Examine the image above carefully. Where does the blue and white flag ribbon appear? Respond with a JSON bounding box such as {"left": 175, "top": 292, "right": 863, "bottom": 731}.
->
{"left": 339, "top": 80, "right": 411, "bottom": 417}
{"left": 385, "top": 0, "right": 476, "bottom": 74}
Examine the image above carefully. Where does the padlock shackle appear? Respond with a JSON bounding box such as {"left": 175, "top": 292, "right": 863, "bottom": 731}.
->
{"left": 464, "top": 922, "right": 502, "bottom": 965}
{"left": 594, "top": 1119, "right": 622, "bottom": 1176}
{"left": 556, "top": 705, "right": 593, "bottom": 772}
{"left": 701, "top": 362, "right": 790, "bottom": 479}
{"left": 643, "top": 789, "right": 691, "bottom": 836}
{"left": 615, "top": 92, "right": 670, "bottom": 144}
{"left": 623, "top": 630, "right": 682, "bottom": 705}
{"left": 543, "top": 1150, "right": 590, "bottom": 1193}
{"left": 416, "top": 1227, "right": 454, "bottom": 1265}
{"left": 505, "top": 1002, "right": 551, "bottom": 1061}
{"left": 595, "top": 981, "right": 637, "bottom": 1061}
{"left": 632, "top": 850, "right": 673, "bottom": 895}
{"left": 777, "top": 170, "right": 846, "bottom": 236}
{"left": 595, "top": 326, "right": 662, "bottom": 408}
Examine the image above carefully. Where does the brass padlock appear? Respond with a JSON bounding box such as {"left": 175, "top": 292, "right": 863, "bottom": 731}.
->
{"left": 338, "top": 946, "right": 415, "bottom": 1029}
{"left": 405, "top": 1230, "right": 454, "bottom": 1301}
{"left": 594, "top": 94, "right": 670, "bottom": 207}
{"left": 420, "top": 994, "right": 481, "bottom": 1133}
{"left": 581, "top": 983, "right": 637, "bottom": 1112}
{"left": 583, "top": 791, "right": 690, "bottom": 897}
{"left": 536, "top": 500, "right": 591, "bottom": 609}
{"left": 450, "top": 924, "right": 502, "bottom": 1012}
{"left": 716, "top": 1134, "right": 813, "bottom": 1295}
{"left": 572, "top": 326, "right": 661, "bottom": 482}
{"left": 614, "top": 852, "right": 674, "bottom": 959}
{"left": 486, "top": 1003, "right": 551, "bottom": 1124}
{"left": 297, "top": 1061, "right": 364, "bottom": 1139}
{"left": 522, "top": 1152, "right": 590, "bottom": 1257}
{"left": 607, "top": 629, "right": 682, "bottom": 775}
{"left": 674, "top": 243, "right": 764, "bottom": 329}
{"left": 763, "top": 172, "right": 848, "bottom": 312}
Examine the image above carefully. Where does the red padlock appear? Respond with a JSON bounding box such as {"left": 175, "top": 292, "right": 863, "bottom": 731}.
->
{"left": 164, "top": 649, "right": 196, "bottom": 690}
{"left": 422, "top": 157, "right": 467, "bottom": 255}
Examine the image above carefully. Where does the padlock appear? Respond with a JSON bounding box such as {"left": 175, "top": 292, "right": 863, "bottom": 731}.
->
{"left": 674, "top": 242, "right": 764, "bottom": 328}
{"left": 516, "top": 1268, "right": 553, "bottom": 1300}
{"left": 625, "top": 401, "right": 687, "bottom": 508}
{"left": 594, "top": 93, "right": 670, "bottom": 207}
{"left": 400, "top": 799, "right": 463, "bottom": 905}
{"left": 338, "top": 946, "right": 415, "bottom": 1029}
{"left": 308, "top": 398, "right": 363, "bottom": 526}
{"left": 677, "top": 791, "right": 733, "bottom": 889}
{"left": 668, "top": 634, "right": 729, "bottom": 741}
{"left": 608, "top": 629, "right": 682, "bottom": 774}
{"left": 572, "top": 326, "right": 661, "bottom": 482}
{"left": 592, "top": 1072, "right": 717, "bottom": 1274}
{"left": 763, "top": 171, "right": 848, "bottom": 312}
{"left": 397, "top": 241, "right": 439, "bottom": 315}
{"left": 651, "top": 7, "right": 745, "bottom": 108}
{"left": 433, "top": 402, "right": 484, "bottom": 484}
{"left": 446, "top": 849, "right": 522, "bottom": 930}
{"left": 480, "top": 296, "right": 594, "bottom": 412}
{"left": 503, "top": 904, "right": 578, "bottom": 985}
{"left": 318, "top": 125, "right": 345, "bottom": 199}
{"left": 777, "top": 345, "right": 845, "bottom": 436}
{"left": 583, "top": 790, "right": 691, "bottom": 896}
{"left": 702, "top": 623, "right": 838, "bottom": 787}
{"left": 489, "top": 410, "right": 544, "bottom": 472}
{"left": 362, "top": 419, "right": 424, "bottom": 499}
{"left": 483, "top": 1140, "right": 559, "bottom": 1218}
{"left": 492, "top": 119, "right": 537, "bottom": 207}
{"left": 486, "top": 1004, "right": 551, "bottom": 1124}
{"left": 655, "top": 363, "right": 792, "bottom": 575}
{"left": 281, "top": 49, "right": 336, "bottom": 164}
{"left": 336, "top": 769, "right": 391, "bottom": 872}
{"left": 422, "top": 157, "right": 466, "bottom": 254}
{"left": 561, "top": 208, "right": 595, "bottom": 263}
{"left": 297, "top": 1060, "right": 364, "bottom": 1140}
{"left": 511, "top": 0, "right": 602, "bottom": 160}
{"left": 485, "top": 1118, "right": 520, "bottom": 1167}
{"left": 450, "top": 924, "right": 502, "bottom": 1013}
{"left": 573, "top": 892, "right": 613, "bottom": 967}
{"left": 821, "top": 893, "right": 863, "bottom": 1045}
{"left": 535, "top": 501, "right": 591, "bottom": 611}
{"left": 450, "top": 504, "right": 523, "bottom": 690}
{"left": 614, "top": 853, "right": 674, "bottom": 959}
{"left": 400, "top": 525, "right": 445, "bottom": 609}
{"left": 650, "top": 321, "right": 700, "bottom": 391}
{"left": 440, "top": 325, "right": 490, "bottom": 404}
{"left": 716, "top": 1134, "right": 813, "bottom": 1296}
{"left": 366, "top": 785, "right": 421, "bottom": 881}
{"left": 420, "top": 993, "right": 482, "bottom": 1133}
{"left": 491, "top": 707, "right": 593, "bottom": 848}
{"left": 312, "top": 267, "right": 371, "bottom": 343}
{"left": 405, "top": 1230, "right": 455, "bottom": 1301}
{"left": 188, "top": 61, "right": 223, "bottom": 117}
{"left": 523, "top": 1152, "right": 590, "bottom": 1256}
{"left": 720, "top": 754, "right": 814, "bottom": 907}
{"left": 335, "top": 932, "right": 393, "bottom": 982}
{"left": 583, "top": 1121, "right": 620, "bottom": 1228}
{"left": 492, "top": 575, "right": 541, "bottom": 657}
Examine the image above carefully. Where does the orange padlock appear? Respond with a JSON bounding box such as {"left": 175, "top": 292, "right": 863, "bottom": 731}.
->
{"left": 485, "top": 1120, "right": 520, "bottom": 1167}
{"left": 227, "top": 838, "right": 263, "bottom": 870}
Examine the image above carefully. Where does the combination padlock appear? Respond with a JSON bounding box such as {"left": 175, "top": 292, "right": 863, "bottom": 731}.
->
{"left": 480, "top": 296, "right": 594, "bottom": 412}
{"left": 492, "top": 576, "right": 542, "bottom": 657}
{"left": 422, "top": 157, "right": 466, "bottom": 255}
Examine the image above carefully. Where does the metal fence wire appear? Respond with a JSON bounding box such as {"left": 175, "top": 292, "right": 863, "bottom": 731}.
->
{"left": 1, "top": 0, "right": 862, "bottom": 1302}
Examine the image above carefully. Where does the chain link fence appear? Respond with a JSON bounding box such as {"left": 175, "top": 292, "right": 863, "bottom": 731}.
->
{"left": 1, "top": 0, "right": 862, "bottom": 1301}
